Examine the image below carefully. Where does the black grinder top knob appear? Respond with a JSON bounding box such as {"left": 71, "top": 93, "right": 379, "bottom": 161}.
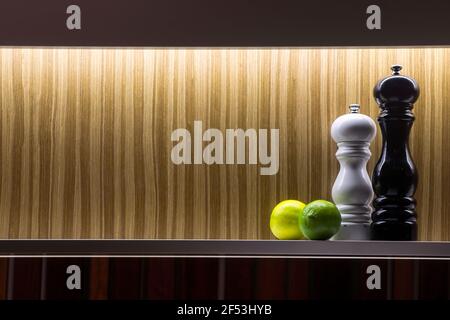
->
{"left": 374, "top": 65, "right": 420, "bottom": 106}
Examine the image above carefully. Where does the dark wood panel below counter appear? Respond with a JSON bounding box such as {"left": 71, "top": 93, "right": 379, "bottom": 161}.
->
{"left": 0, "top": 257, "right": 447, "bottom": 300}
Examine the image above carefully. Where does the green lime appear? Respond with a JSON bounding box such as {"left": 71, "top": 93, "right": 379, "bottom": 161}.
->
{"left": 299, "top": 200, "right": 341, "bottom": 240}
{"left": 270, "top": 200, "right": 307, "bottom": 240}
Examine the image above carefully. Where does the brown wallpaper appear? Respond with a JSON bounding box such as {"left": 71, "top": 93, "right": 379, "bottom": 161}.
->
{"left": 0, "top": 48, "right": 448, "bottom": 240}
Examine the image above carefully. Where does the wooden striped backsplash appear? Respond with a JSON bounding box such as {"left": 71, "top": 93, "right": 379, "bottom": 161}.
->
{"left": 0, "top": 48, "right": 448, "bottom": 240}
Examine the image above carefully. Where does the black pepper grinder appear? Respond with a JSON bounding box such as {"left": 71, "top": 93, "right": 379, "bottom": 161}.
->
{"left": 371, "top": 65, "right": 420, "bottom": 241}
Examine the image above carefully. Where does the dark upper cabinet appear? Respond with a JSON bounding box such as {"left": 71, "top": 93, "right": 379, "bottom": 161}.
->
{"left": 0, "top": 0, "right": 450, "bottom": 47}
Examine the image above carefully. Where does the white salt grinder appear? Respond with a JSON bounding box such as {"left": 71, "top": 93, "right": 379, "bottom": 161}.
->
{"left": 331, "top": 104, "right": 376, "bottom": 240}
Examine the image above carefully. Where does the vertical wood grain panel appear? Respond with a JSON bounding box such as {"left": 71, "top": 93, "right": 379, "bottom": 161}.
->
{"left": 253, "top": 259, "right": 288, "bottom": 299}
{"left": 224, "top": 258, "right": 255, "bottom": 299}
{"left": 286, "top": 259, "right": 309, "bottom": 300}
{"left": 393, "top": 260, "right": 416, "bottom": 300}
{"left": 108, "top": 258, "right": 144, "bottom": 300}
{"left": 0, "top": 48, "right": 449, "bottom": 240}
{"left": 89, "top": 257, "right": 109, "bottom": 300}
{"left": 175, "top": 258, "right": 219, "bottom": 300}
{"left": 418, "top": 260, "right": 449, "bottom": 299}
{"left": 144, "top": 258, "right": 177, "bottom": 300}
{"left": 45, "top": 258, "right": 90, "bottom": 300}
{"left": 9, "top": 258, "right": 42, "bottom": 299}
{"left": 0, "top": 259, "right": 7, "bottom": 299}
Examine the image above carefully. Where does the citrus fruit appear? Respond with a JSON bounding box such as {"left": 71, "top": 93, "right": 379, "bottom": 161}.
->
{"left": 299, "top": 200, "right": 341, "bottom": 240}
{"left": 270, "top": 200, "right": 306, "bottom": 240}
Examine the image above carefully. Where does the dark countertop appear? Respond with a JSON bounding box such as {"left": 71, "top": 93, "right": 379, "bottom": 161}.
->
{"left": 0, "top": 240, "right": 449, "bottom": 258}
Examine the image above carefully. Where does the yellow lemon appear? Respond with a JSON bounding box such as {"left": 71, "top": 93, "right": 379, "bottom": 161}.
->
{"left": 270, "top": 200, "right": 307, "bottom": 240}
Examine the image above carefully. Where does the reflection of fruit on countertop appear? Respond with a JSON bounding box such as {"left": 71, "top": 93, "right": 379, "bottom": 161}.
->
{"left": 299, "top": 200, "right": 342, "bottom": 240}
{"left": 270, "top": 200, "right": 306, "bottom": 240}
